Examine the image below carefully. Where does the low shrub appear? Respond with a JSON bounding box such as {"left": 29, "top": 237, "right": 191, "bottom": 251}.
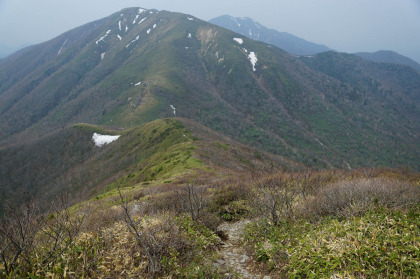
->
{"left": 303, "top": 177, "right": 420, "bottom": 218}
{"left": 217, "top": 200, "right": 250, "bottom": 221}
{"left": 248, "top": 173, "right": 299, "bottom": 225}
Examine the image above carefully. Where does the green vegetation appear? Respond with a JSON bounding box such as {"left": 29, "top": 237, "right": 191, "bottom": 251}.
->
{"left": 245, "top": 207, "right": 419, "bottom": 278}
{"left": 1, "top": 168, "right": 418, "bottom": 278}
{"left": 1, "top": 8, "right": 419, "bottom": 171}
{"left": 243, "top": 171, "right": 420, "bottom": 278}
{"left": 0, "top": 7, "right": 419, "bottom": 278}
{"left": 105, "top": 118, "right": 207, "bottom": 190}
{"left": 0, "top": 119, "right": 207, "bottom": 211}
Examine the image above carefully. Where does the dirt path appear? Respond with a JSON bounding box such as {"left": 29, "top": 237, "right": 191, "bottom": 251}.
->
{"left": 214, "top": 220, "right": 271, "bottom": 279}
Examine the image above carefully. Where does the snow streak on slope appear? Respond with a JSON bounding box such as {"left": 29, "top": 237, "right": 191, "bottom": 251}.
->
{"left": 96, "top": 30, "right": 111, "bottom": 45}
{"left": 57, "top": 39, "right": 68, "bottom": 55}
{"left": 126, "top": 35, "right": 140, "bottom": 48}
{"left": 138, "top": 17, "right": 147, "bottom": 25}
{"left": 248, "top": 52, "right": 257, "bottom": 71}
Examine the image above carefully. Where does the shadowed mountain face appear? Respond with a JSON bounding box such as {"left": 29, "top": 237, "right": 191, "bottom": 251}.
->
{"left": 354, "top": 50, "right": 420, "bottom": 73}
{"left": 0, "top": 7, "right": 419, "bottom": 171}
{"left": 209, "top": 15, "right": 330, "bottom": 55}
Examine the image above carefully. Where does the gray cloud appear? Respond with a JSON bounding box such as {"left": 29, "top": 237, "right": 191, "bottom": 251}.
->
{"left": 0, "top": 0, "right": 419, "bottom": 62}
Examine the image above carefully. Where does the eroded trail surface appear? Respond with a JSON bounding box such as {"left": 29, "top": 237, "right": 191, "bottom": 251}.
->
{"left": 214, "top": 220, "right": 271, "bottom": 279}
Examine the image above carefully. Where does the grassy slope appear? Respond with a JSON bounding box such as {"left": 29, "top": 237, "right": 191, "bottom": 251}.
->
{"left": 0, "top": 118, "right": 203, "bottom": 209}
{"left": 1, "top": 117, "right": 298, "bottom": 212}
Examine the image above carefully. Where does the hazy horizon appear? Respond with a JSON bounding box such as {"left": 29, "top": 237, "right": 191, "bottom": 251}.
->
{"left": 0, "top": 0, "right": 419, "bottom": 63}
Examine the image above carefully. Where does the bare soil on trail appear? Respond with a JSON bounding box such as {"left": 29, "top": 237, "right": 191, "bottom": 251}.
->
{"left": 214, "top": 220, "right": 272, "bottom": 279}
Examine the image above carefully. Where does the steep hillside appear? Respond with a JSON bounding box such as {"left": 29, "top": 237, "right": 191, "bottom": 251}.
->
{"left": 0, "top": 118, "right": 197, "bottom": 208}
{"left": 0, "top": 8, "right": 419, "bottom": 170}
{"left": 0, "top": 118, "right": 297, "bottom": 210}
{"left": 209, "top": 15, "right": 330, "bottom": 55}
{"left": 355, "top": 50, "right": 420, "bottom": 72}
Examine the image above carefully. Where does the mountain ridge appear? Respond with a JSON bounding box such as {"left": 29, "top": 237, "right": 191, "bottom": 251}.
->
{"left": 1, "top": 7, "right": 419, "bottom": 171}
{"left": 209, "top": 15, "right": 331, "bottom": 55}
{"left": 0, "top": 117, "right": 300, "bottom": 210}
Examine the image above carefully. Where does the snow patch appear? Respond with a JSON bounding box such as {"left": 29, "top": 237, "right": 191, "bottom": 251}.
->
{"left": 187, "top": 33, "right": 192, "bottom": 39}
{"left": 248, "top": 52, "right": 257, "bottom": 71}
{"left": 187, "top": 17, "right": 194, "bottom": 21}
{"left": 125, "top": 25, "right": 128, "bottom": 32}
{"left": 147, "top": 28, "right": 151, "bottom": 34}
{"left": 139, "top": 8, "right": 147, "bottom": 13}
{"left": 118, "top": 20, "right": 122, "bottom": 31}
{"left": 101, "top": 52, "right": 105, "bottom": 60}
{"left": 233, "top": 37, "right": 243, "bottom": 44}
{"left": 170, "top": 105, "right": 176, "bottom": 115}
{"left": 133, "top": 15, "right": 139, "bottom": 24}
{"left": 243, "top": 48, "right": 248, "bottom": 53}
{"left": 135, "top": 81, "right": 142, "bottom": 86}
{"left": 153, "top": 23, "right": 157, "bottom": 29}
{"left": 149, "top": 11, "right": 154, "bottom": 14}
{"left": 249, "top": 29, "right": 253, "bottom": 36}
{"left": 117, "top": 34, "right": 122, "bottom": 41}
{"left": 92, "top": 133, "right": 120, "bottom": 147}
{"left": 96, "top": 30, "right": 111, "bottom": 45}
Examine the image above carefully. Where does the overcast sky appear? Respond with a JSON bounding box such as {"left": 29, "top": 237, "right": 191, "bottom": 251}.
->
{"left": 0, "top": 0, "right": 419, "bottom": 62}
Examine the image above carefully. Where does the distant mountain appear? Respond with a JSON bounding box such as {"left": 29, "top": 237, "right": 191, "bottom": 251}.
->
{"left": 209, "top": 15, "right": 330, "bottom": 55}
{"left": 1, "top": 7, "right": 419, "bottom": 172}
{"left": 354, "top": 50, "right": 420, "bottom": 72}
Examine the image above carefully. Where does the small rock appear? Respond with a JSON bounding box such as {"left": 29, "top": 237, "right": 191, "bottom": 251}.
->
{"left": 240, "top": 254, "right": 249, "bottom": 263}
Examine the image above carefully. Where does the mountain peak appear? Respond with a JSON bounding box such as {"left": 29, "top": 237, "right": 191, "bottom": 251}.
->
{"left": 354, "top": 50, "right": 420, "bottom": 72}
{"left": 1, "top": 8, "right": 419, "bottom": 171}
